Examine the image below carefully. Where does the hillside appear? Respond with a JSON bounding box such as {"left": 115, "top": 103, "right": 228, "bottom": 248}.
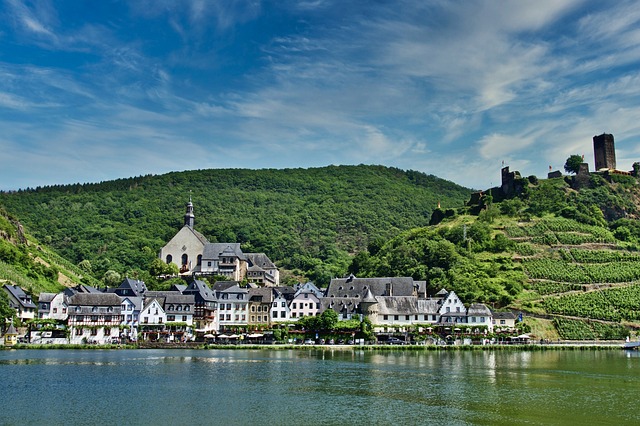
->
{"left": 353, "top": 173, "right": 640, "bottom": 339}
{"left": 0, "top": 207, "right": 100, "bottom": 297}
{"left": 0, "top": 165, "right": 471, "bottom": 287}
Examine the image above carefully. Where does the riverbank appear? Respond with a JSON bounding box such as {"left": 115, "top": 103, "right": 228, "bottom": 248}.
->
{"left": 2, "top": 341, "right": 630, "bottom": 351}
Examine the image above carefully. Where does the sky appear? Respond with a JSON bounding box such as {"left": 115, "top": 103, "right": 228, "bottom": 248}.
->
{"left": 2, "top": 0, "right": 640, "bottom": 191}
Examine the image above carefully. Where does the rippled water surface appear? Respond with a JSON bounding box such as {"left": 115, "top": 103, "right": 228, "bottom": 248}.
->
{"left": 1, "top": 349, "right": 638, "bottom": 425}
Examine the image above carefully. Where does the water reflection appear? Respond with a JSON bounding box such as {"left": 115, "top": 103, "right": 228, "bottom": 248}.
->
{"left": 0, "top": 349, "right": 638, "bottom": 426}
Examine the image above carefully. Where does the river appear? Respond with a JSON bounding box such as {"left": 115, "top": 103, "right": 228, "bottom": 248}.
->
{"left": 0, "top": 348, "right": 637, "bottom": 425}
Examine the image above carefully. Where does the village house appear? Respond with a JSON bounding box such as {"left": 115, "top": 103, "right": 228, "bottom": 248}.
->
{"left": 37, "top": 292, "right": 68, "bottom": 320}
{"left": 493, "top": 311, "right": 517, "bottom": 330}
{"left": 67, "top": 293, "right": 123, "bottom": 344}
{"left": 270, "top": 287, "right": 296, "bottom": 323}
{"left": 182, "top": 279, "right": 219, "bottom": 334}
{"left": 290, "top": 285, "right": 322, "bottom": 319}
{"left": 214, "top": 282, "right": 248, "bottom": 331}
{"left": 3, "top": 284, "right": 37, "bottom": 321}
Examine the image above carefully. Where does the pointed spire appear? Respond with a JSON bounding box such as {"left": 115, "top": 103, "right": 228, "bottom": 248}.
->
{"left": 184, "top": 196, "right": 195, "bottom": 228}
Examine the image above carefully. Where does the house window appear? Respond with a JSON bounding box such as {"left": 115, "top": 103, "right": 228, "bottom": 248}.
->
{"left": 53, "top": 308, "right": 58, "bottom": 313}
{"left": 75, "top": 328, "right": 83, "bottom": 336}
{"left": 182, "top": 316, "right": 187, "bottom": 321}
{"left": 281, "top": 311, "right": 286, "bottom": 318}
{"left": 62, "top": 308, "right": 66, "bottom": 314}
{"left": 251, "top": 316, "right": 255, "bottom": 322}
{"left": 394, "top": 315, "right": 399, "bottom": 321}
{"left": 446, "top": 307, "right": 450, "bottom": 313}
{"left": 197, "top": 254, "right": 202, "bottom": 266}
{"left": 293, "top": 303, "right": 297, "bottom": 309}
{"left": 106, "top": 328, "right": 113, "bottom": 336}
{"left": 127, "top": 315, "right": 132, "bottom": 321}
{"left": 316, "top": 303, "right": 321, "bottom": 309}
{"left": 456, "top": 307, "right": 460, "bottom": 313}
{"left": 143, "top": 317, "right": 148, "bottom": 324}
{"left": 226, "top": 314, "right": 231, "bottom": 321}
{"left": 480, "top": 317, "right": 485, "bottom": 322}
{"left": 207, "top": 261, "right": 212, "bottom": 267}
{"left": 291, "top": 313, "right": 296, "bottom": 318}
{"left": 91, "top": 328, "right": 98, "bottom": 336}
{"left": 251, "top": 306, "right": 256, "bottom": 312}
{"left": 181, "top": 254, "right": 188, "bottom": 267}
{"left": 405, "top": 315, "right": 410, "bottom": 321}
{"left": 92, "top": 306, "right": 98, "bottom": 313}
{"left": 281, "top": 302, "right": 286, "bottom": 307}
{"left": 304, "top": 293, "right": 308, "bottom": 299}
{"left": 77, "top": 316, "right": 84, "bottom": 322}
{"left": 158, "top": 318, "right": 163, "bottom": 324}
{"left": 167, "top": 315, "right": 175, "bottom": 321}
{"left": 105, "top": 316, "right": 111, "bottom": 322}
{"left": 272, "top": 311, "right": 277, "bottom": 318}
{"left": 500, "top": 320, "right": 505, "bottom": 325}
{"left": 166, "top": 254, "right": 172, "bottom": 264}
{"left": 383, "top": 315, "right": 388, "bottom": 321}
{"left": 91, "top": 315, "right": 98, "bottom": 322}
{"left": 185, "top": 306, "right": 190, "bottom": 311}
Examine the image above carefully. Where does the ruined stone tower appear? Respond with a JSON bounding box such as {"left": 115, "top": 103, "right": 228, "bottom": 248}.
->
{"left": 593, "top": 133, "right": 616, "bottom": 171}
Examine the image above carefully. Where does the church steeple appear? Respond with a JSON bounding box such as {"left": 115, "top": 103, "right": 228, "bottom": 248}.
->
{"left": 184, "top": 195, "right": 195, "bottom": 228}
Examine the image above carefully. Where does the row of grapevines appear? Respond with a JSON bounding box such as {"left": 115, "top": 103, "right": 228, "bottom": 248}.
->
{"left": 542, "top": 285, "right": 640, "bottom": 321}
{"left": 514, "top": 243, "right": 538, "bottom": 256}
{"left": 567, "top": 249, "right": 640, "bottom": 264}
{"left": 553, "top": 318, "right": 629, "bottom": 340}
{"left": 529, "top": 281, "right": 584, "bottom": 295}
{"left": 524, "top": 259, "right": 640, "bottom": 283}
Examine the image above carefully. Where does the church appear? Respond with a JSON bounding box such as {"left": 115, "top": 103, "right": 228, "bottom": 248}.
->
{"left": 159, "top": 200, "right": 280, "bottom": 286}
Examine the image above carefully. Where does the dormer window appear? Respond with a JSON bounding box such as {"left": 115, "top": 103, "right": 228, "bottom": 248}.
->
{"left": 92, "top": 306, "right": 98, "bottom": 312}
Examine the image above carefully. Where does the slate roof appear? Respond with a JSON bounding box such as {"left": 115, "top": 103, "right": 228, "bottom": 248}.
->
{"left": 38, "top": 293, "right": 56, "bottom": 303}
{"left": 68, "top": 293, "right": 122, "bottom": 306}
{"left": 376, "top": 296, "right": 420, "bottom": 315}
{"left": 202, "top": 243, "right": 246, "bottom": 261}
{"left": 121, "top": 296, "right": 143, "bottom": 311}
{"left": 183, "top": 280, "right": 217, "bottom": 302}
{"left": 114, "top": 278, "right": 147, "bottom": 297}
{"left": 493, "top": 311, "right": 516, "bottom": 320}
{"left": 245, "top": 253, "right": 276, "bottom": 269}
{"left": 467, "top": 303, "right": 492, "bottom": 316}
{"left": 211, "top": 281, "right": 239, "bottom": 292}
{"left": 325, "top": 276, "right": 416, "bottom": 298}
{"left": 3, "top": 284, "right": 36, "bottom": 309}
{"left": 248, "top": 287, "right": 275, "bottom": 303}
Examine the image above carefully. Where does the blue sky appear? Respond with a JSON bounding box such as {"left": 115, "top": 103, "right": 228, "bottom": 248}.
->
{"left": 2, "top": 0, "right": 640, "bottom": 191}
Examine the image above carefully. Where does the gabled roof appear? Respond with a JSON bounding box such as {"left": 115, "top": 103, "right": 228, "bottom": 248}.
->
{"left": 183, "top": 279, "right": 217, "bottom": 302}
{"left": 37, "top": 293, "right": 56, "bottom": 303}
{"left": 211, "top": 281, "right": 239, "bottom": 292}
{"left": 248, "top": 287, "right": 275, "bottom": 303}
{"left": 6, "top": 322, "right": 17, "bottom": 335}
{"left": 202, "top": 243, "right": 246, "bottom": 261}
{"left": 68, "top": 293, "right": 122, "bottom": 306}
{"left": 493, "top": 311, "right": 516, "bottom": 320}
{"left": 325, "top": 277, "right": 416, "bottom": 298}
{"left": 3, "top": 284, "right": 37, "bottom": 309}
{"left": 120, "top": 296, "right": 143, "bottom": 311}
{"left": 467, "top": 303, "right": 492, "bottom": 316}
{"left": 245, "top": 253, "right": 276, "bottom": 269}
{"left": 375, "top": 296, "right": 419, "bottom": 315}
{"left": 115, "top": 278, "right": 147, "bottom": 297}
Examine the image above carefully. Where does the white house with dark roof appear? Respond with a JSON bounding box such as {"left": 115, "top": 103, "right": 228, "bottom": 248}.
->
{"left": 67, "top": 293, "right": 123, "bottom": 344}
{"left": 3, "top": 284, "right": 37, "bottom": 321}
{"left": 271, "top": 287, "right": 296, "bottom": 323}
{"left": 120, "top": 296, "right": 142, "bottom": 341}
{"left": 215, "top": 284, "right": 248, "bottom": 330}
{"left": 467, "top": 303, "right": 493, "bottom": 332}
{"left": 37, "top": 292, "right": 68, "bottom": 320}
{"left": 290, "top": 286, "right": 322, "bottom": 319}
{"left": 245, "top": 253, "right": 280, "bottom": 286}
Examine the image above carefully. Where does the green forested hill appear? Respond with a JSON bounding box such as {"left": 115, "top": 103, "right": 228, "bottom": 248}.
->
{"left": 0, "top": 165, "right": 471, "bottom": 286}
{"left": 353, "top": 173, "right": 640, "bottom": 339}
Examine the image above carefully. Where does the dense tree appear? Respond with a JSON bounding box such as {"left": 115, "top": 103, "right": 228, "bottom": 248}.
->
{"left": 564, "top": 155, "right": 584, "bottom": 174}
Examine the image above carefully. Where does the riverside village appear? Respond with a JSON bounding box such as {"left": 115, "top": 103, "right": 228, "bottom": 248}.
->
{"left": 2, "top": 133, "right": 639, "bottom": 349}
